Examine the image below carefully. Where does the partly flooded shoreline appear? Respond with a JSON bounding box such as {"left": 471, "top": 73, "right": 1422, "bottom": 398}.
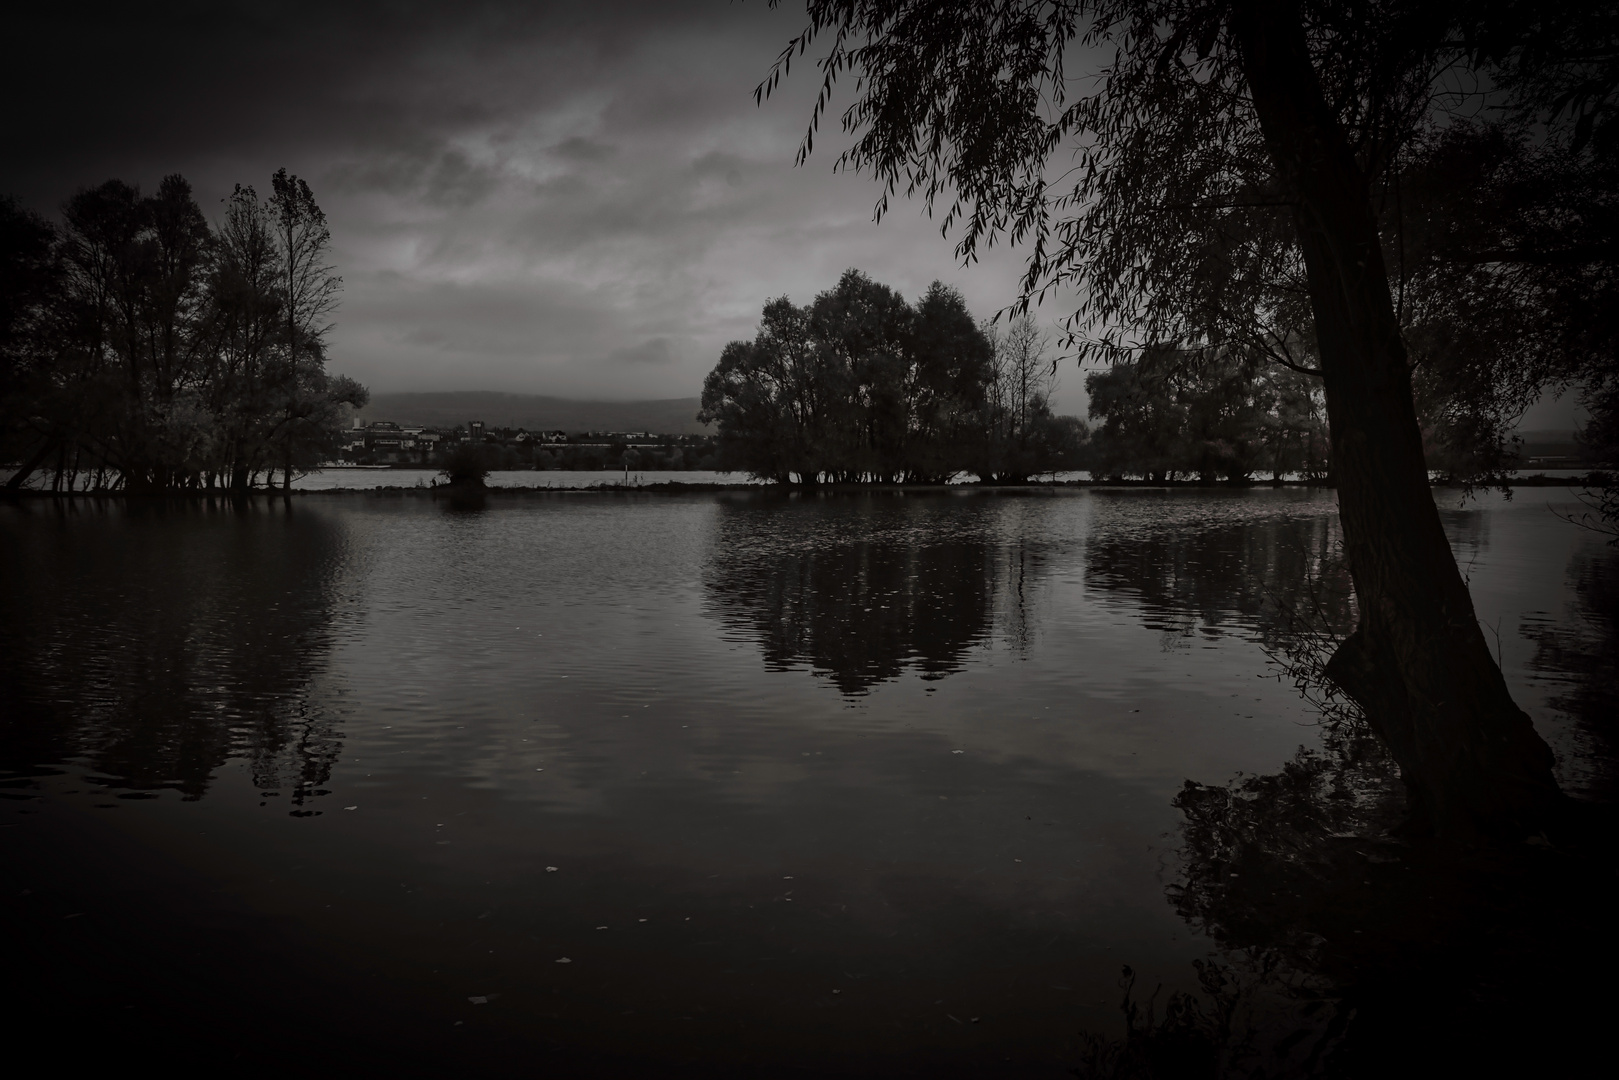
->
{"left": 0, "top": 470, "right": 1606, "bottom": 500}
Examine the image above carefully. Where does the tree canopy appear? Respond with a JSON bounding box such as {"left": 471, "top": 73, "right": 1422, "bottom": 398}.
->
{"left": 1, "top": 172, "right": 364, "bottom": 493}
{"left": 1086, "top": 343, "right": 1328, "bottom": 481}
{"left": 699, "top": 269, "right": 1083, "bottom": 483}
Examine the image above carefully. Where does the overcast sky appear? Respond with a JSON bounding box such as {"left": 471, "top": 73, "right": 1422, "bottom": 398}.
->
{"left": 2, "top": 0, "right": 1092, "bottom": 411}
{"left": 5, "top": 0, "right": 1586, "bottom": 429}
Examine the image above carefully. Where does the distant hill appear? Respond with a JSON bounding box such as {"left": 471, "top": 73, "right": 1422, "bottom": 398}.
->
{"left": 359, "top": 392, "right": 710, "bottom": 435}
{"left": 1516, "top": 428, "right": 1581, "bottom": 461}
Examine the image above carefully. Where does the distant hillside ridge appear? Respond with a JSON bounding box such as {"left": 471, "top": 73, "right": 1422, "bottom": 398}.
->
{"left": 359, "top": 392, "right": 710, "bottom": 435}
{"left": 1516, "top": 428, "right": 1579, "bottom": 451}
{"left": 1514, "top": 429, "right": 1597, "bottom": 465}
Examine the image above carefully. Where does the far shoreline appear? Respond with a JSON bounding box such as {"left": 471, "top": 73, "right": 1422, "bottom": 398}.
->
{"left": 2, "top": 472, "right": 1607, "bottom": 500}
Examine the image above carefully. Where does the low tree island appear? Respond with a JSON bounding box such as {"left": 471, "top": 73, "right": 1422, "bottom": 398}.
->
{"left": 699, "top": 269, "right": 1084, "bottom": 483}
{"left": 1, "top": 170, "right": 365, "bottom": 494}
{"left": 437, "top": 441, "right": 493, "bottom": 489}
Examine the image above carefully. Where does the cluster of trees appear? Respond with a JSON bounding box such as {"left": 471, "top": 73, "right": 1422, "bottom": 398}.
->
{"left": 699, "top": 269, "right": 1083, "bottom": 483}
{"left": 1080, "top": 75, "right": 1618, "bottom": 486}
{"left": 1086, "top": 347, "right": 1329, "bottom": 482}
{"left": 760, "top": 1, "right": 1616, "bottom": 832}
{"left": 1, "top": 170, "right": 364, "bottom": 493}
{"left": 978, "top": 314, "right": 1088, "bottom": 481}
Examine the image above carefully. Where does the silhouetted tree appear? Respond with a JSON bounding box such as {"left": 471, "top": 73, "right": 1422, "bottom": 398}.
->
{"left": 267, "top": 168, "right": 343, "bottom": 490}
{"left": 1256, "top": 365, "right": 1330, "bottom": 482}
{"left": 976, "top": 315, "right": 1086, "bottom": 480}
{"left": 1087, "top": 346, "right": 1327, "bottom": 482}
{"left": 809, "top": 268, "right": 916, "bottom": 479}
{"left": 438, "top": 441, "right": 492, "bottom": 487}
{"left": 0, "top": 196, "right": 63, "bottom": 490}
{"left": 35, "top": 176, "right": 218, "bottom": 492}
{"left": 211, "top": 183, "right": 285, "bottom": 491}
{"left": 700, "top": 269, "right": 1014, "bottom": 482}
{"left": 0, "top": 171, "right": 365, "bottom": 492}
{"left": 1086, "top": 349, "right": 1188, "bottom": 482}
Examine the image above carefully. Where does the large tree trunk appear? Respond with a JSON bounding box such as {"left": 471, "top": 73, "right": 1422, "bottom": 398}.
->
{"left": 1231, "top": 2, "right": 1563, "bottom": 836}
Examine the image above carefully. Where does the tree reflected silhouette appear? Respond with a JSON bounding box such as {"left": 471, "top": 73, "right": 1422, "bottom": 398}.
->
{"left": 1125, "top": 729, "right": 1619, "bottom": 1076}
{"left": 704, "top": 492, "right": 1052, "bottom": 694}
{"left": 1076, "top": 507, "right": 1619, "bottom": 1077}
{"left": 0, "top": 498, "right": 348, "bottom": 807}
{"left": 1523, "top": 552, "right": 1619, "bottom": 800}
{"left": 1083, "top": 491, "right": 1357, "bottom": 651}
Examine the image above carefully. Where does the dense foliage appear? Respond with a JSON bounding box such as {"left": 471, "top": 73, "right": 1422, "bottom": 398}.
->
{"left": 1390, "top": 118, "right": 1617, "bottom": 482}
{"left": 699, "top": 269, "right": 1083, "bottom": 483}
{"left": 978, "top": 314, "right": 1088, "bottom": 481}
{"left": 1, "top": 171, "right": 364, "bottom": 493}
{"left": 437, "top": 442, "right": 493, "bottom": 487}
{"left": 1086, "top": 346, "right": 1328, "bottom": 482}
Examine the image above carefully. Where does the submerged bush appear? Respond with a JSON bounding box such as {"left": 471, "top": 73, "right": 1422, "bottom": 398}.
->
{"left": 438, "top": 443, "right": 491, "bottom": 487}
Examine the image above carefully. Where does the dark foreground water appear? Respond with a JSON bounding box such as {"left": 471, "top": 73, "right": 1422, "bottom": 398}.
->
{"left": 1, "top": 488, "right": 1614, "bottom": 1076}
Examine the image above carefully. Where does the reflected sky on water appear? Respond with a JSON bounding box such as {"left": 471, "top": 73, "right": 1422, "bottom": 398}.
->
{"left": 0, "top": 488, "right": 1611, "bottom": 1074}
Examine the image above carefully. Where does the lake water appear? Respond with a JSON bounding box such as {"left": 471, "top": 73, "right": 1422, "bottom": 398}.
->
{"left": 1, "top": 487, "right": 1612, "bottom": 1075}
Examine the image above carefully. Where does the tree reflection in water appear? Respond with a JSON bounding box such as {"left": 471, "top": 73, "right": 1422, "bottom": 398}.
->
{"left": 703, "top": 492, "right": 1049, "bottom": 695}
{"left": 1083, "top": 493, "right": 1358, "bottom": 704}
{"left": 1077, "top": 501, "right": 1619, "bottom": 1077}
{"left": 0, "top": 497, "right": 349, "bottom": 809}
{"left": 1523, "top": 553, "right": 1619, "bottom": 801}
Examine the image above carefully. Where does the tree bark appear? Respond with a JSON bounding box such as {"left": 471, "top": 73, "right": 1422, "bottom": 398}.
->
{"left": 1231, "top": 1, "right": 1563, "bottom": 835}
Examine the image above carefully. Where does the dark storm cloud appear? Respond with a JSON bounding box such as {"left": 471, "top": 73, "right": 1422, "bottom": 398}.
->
{"left": 2, "top": 0, "right": 1085, "bottom": 409}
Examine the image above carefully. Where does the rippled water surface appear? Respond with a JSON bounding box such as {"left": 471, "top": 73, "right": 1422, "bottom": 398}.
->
{"left": 1, "top": 487, "right": 1612, "bottom": 1075}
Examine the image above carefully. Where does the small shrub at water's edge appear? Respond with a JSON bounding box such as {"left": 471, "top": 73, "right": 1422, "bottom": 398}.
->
{"left": 438, "top": 444, "right": 491, "bottom": 487}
